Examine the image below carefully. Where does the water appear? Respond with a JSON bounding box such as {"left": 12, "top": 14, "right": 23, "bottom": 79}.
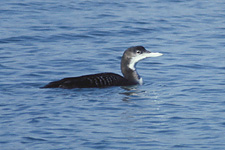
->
{"left": 1, "top": 0, "right": 225, "bottom": 149}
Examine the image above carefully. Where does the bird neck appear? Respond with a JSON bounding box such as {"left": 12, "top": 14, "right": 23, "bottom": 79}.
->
{"left": 121, "top": 57, "right": 142, "bottom": 85}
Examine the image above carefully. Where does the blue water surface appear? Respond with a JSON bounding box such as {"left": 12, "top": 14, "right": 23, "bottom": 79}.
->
{"left": 1, "top": 0, "right": 225, "bottom": 149}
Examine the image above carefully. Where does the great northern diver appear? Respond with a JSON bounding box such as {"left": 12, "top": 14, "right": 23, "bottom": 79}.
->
{"left": 42, "top": 46, "right": 162, "bottom": 89}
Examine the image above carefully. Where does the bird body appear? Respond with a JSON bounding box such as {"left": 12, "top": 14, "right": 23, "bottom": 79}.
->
{"left": 42, "top": 46, "right": 162, "bottom": 89}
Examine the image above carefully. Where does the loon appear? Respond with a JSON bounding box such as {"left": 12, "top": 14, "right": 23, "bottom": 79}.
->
{"left": 42, "top": 46, "right": 162, "bottom": 89}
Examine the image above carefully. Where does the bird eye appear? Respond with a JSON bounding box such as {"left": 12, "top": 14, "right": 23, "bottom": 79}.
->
{"left": 136, "top": 50, "right": 141, "bottom": 54}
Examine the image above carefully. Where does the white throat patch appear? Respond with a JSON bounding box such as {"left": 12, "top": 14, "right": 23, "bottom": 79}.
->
{"left": 128, "top": 55, "right": 148, "bottom": 70}
{"left": 128, "top": 52, "right": 163, "bottom": 70}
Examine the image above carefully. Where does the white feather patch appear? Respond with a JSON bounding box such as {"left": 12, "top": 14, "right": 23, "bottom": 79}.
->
{"left": 138, "top": 77, "right": 143, "bottom": 85}
{"left": 128, "top": 52, "right": 163, "bottom": 70}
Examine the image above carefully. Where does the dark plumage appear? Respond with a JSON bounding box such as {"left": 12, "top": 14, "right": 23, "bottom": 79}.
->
{"left": 42, "top": 73, "right": 135, "bottom": 89}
